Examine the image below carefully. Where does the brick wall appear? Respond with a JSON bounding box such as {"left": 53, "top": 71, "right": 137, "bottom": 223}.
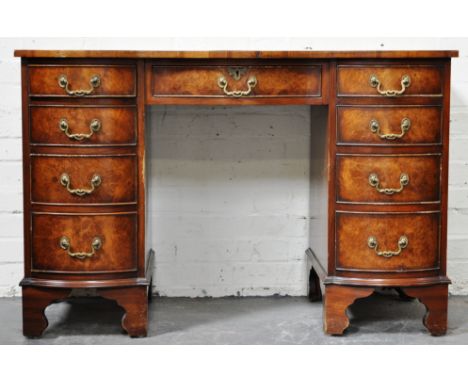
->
{"left": 1, "top": 38, "right": 467, "bottom": 297}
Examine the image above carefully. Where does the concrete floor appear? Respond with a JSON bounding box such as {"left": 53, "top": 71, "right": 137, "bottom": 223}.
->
{"left": 1, "top": 292, "right": 467, "bottom": 344}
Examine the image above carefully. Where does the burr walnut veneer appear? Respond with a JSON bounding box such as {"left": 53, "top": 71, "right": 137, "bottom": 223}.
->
{"left": 14, "top": 49, "right": 458, "bottom": 337}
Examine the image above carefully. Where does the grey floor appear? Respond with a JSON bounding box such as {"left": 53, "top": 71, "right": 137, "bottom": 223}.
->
{"left": 1, "top": 291, "right": 467, "bottom": 344}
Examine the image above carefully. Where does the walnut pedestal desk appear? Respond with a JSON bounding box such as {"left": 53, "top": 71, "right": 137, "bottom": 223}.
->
{"left": 14, "top": 49, "right": 458, "bottom": 337}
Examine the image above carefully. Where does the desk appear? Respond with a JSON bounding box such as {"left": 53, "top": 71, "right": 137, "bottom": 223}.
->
{"left": 14, "top": 49, "right": 458, "bottom": 337}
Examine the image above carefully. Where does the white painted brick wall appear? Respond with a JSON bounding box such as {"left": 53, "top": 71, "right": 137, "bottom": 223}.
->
{"left": 1, "top": 38, "right": 468, "bottom": 297}
{"left": 148, "top": 105, "right": 312, "bottom": 297}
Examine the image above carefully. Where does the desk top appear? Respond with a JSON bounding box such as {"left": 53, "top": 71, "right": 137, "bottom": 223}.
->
{"left": 14, "top": 50, "right": 459, "bottom": 59}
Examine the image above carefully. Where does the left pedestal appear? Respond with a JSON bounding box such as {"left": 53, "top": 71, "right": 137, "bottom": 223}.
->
{"left": 19, "top": 58, "right": 149, "bottom": 338}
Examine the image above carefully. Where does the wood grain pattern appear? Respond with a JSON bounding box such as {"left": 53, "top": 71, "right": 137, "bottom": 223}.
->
{"left": 29, "top": 65, "right": 136, "bottom": 97}
{"left": 31, "top": 213, "right": 137, "bottom": 273}
{"left": 136, "top": 60, "right": 147, "bottom": 279}
{"left": 324, "top": 275, "right": 450, "bottom": 288}
{"left": 22, "top": 286, "right": 71, "bottom": 337}
{"left": 21, "top": 58, "right": 32, "bottom": 281}
{"left": 31, "top": 155, "right": 137, "bottom": 205}
{"left": 438, "top": 60, "right": 452, "bottom": 278}
{"left": 401, "top": 284, "right": 448, "bottom": 336}
{"left": 337, "top": 65, "right": 443, "bottom": 97}
{"left": 336, "top": 106, "right": 442, "bottom": 145}
{"left": 324, "top": 284, "right": 374, "bottom": 335}
{"left": 14, "top": 50, "right": 459, "bottom": 59}
{"left": 30, "top": 106, "right": 137, "bottom": 146}
{"left": 150, "top": 64, "right": 322, "bottom": 98}
{"left": 326, "top": 61, "right": 338, "bottom": 276}
{"left": 99, "top": 286, "right": 148, "bottom": 337}
{"left": 335, "top": 212, "right": 440, "bottom": 272}
{"left": 336, "top": 154, "right": 440, "bottom": 204}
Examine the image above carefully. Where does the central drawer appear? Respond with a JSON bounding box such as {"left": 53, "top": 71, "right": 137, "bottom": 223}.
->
{"left": 31, "top": 212, "right": 137, "bottom": 274}
{"left": 149, "top": 63, "right": 322, "bottom": 99}
{"left": 31, "top": 154, "right": 137, "bottom": 205}
{"left": 336, "top": 154, "right": 440, "bottom": 204}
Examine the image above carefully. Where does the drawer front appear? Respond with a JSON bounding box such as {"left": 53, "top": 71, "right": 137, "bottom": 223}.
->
{"left": 31, "top": 155, "right": 137, "bottom": 205}
{"left": 337, "top": 65, "right": 443, "bottom": 97}
{"left": 29, "top": 65, "right": 136, "bottom": 97}
{"left": 336, "top": 212, "right": 440, "bottom": 272}
{"left": 150, "top": 64, "right": 322, "bottom": 98}
{"left": 31, "top": 213, "right": 137, "bottom": 273}
{"left": 336, "top": 106, "right": 442, "bottom": 145}
{"left": 30, "top": 106, "right": 137, "bottom": 146}
{"left": 336, "top": 155, "right": 440, "bottom": 204}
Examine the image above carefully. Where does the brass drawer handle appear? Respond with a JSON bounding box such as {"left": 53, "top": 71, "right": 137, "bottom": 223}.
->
{"left": 59, "top": 118, "right": 101, "bottom": 141}
{"left": 367, "top": 235, "right": 408, "bottom": 258}
{"left": 369, "top": 74, "right": 411, "bottom": 96}
{"left": 368, "top": 172, "right": 409, "bottom": 195}
{"left": 369, "top": 118, "right": 411, "bottom": 140}
{"left": 217, "top": 75, "right": 257, "bottom": 97}
{"left": 59, "top": 236, "right": 102, "bottom": 260}
{"left": 58, "top": 74, "right": 101, "bottom": 96}
{"left": 60, "top": 173, "right": 102, "bottom": 196}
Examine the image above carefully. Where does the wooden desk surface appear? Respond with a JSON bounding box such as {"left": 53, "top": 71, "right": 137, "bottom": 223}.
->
{"left": 14, "top": 50, "right": 459, "bottom": 59}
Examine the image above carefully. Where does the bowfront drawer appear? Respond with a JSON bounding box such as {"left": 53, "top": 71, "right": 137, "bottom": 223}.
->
{"left": 336, "top": 212, "right": 440, "bottom": 272}
{"left": 31, "top": 213, "right": 137, "bottom": 274}
{"left": 30, "top": 106, "right": 137, "bottom": 146}
{"left": 337, "top": 65, "right": 443, "bottom": 97}
{"left": 28, "top": 65, "right": 136, "bottom": 97}
{"left": 31, "top": 155, "right": 137, "bottom": 205}
{"left": 336, "top": 154, "right": 440, "bottom": 204}
{"left": 150, "top": 63, "right": 322, "bottom": 99}
{"left": 336, "top": 106, "right": 442, "bottom": 145}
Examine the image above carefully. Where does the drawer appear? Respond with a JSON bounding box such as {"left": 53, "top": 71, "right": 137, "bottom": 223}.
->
{"left": 336, "top": 154, "right": 440, "bottom": 204}
{"left": 337, "top": 65, "right": 443, "bottom": 97}
{"left": 31, "top": 155, "right": 137, "bottom": 205}
{"left": 31, "top": 213, "right": 137, "bottom": 273}
{"left": 29, "top": 65, "right": 136, "bottom": 97}
{"left": 336, "top": 106, "right": 442, "bottom": 145}
{"left": 150, "top": 64, "right": 322, "bottom": 99}
{"left": 30, "top": 106, "right": 137, "bottom": 146}
{"left": 336, "top": 212, "right": 440, "bottom": 272}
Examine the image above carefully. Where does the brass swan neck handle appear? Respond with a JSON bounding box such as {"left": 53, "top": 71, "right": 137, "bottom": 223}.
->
{"left": 369, "top": 117, "right": 411, "bottom": 140}
{"left": 59, "top": 236, "right": 102, "bottom": 260}
{"left": 368, "top": 172, "right": 409, "bottom": 195}
{"left": 367, "top": 235, "right": 408, "bottom": 258}
{"left": 369, "top": 74, "right": 411, "bottom": 96}
{"left": 59, "top": 118, "right": 101, "bottom": 141}
{"left": 60, "top": 173, "right": 102, "bottom": 196}
{"left": 217, "top": 75, "right": 257, "bottom": 97}
{"left": 58, "top": 74, "right": 101, "bottom": 96}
